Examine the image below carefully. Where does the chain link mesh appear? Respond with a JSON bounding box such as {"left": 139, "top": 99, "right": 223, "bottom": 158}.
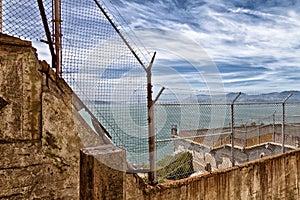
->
{"left": 155, "top": 92, "right": 300, "bottom": 181}
{"left": 2, "top": 0, "right": 52, "bottom": 40}
{"left": 285, "top": 102, "right": 300, "bottom": 147}
{"left": 61, "top": 0, "right": 149, "bottom": 165}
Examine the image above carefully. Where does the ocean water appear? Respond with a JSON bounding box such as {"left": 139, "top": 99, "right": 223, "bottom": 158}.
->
{"left": 93, "top": 103, "right": 300, "bottom": 165}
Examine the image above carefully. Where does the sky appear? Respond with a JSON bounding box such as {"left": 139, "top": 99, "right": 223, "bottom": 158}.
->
{"left": 102, "top": 0, "right": 300, "bottom": 94}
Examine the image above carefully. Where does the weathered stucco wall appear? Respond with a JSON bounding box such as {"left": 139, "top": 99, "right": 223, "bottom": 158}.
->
{"left": 174, "top": 139, "right": 294, "bottom": 173}
{"left": 127, "top": 148, "right": 300, "bottom": 200}
{"left": 0, "top": 34, "right": 110, "bottom": 199}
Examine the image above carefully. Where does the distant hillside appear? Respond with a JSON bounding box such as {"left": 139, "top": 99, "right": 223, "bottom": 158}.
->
{"left": 196, "top": 91, "right": 300, "bottom": 103}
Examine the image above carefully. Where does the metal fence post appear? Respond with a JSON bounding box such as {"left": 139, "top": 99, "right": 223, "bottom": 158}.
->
{"left": 53, "top": 0, "right": 62, "bottom": 78}
{"left": 146, "top": 53, "right": 156, "bottom": 185}
{"left": 37, "top": 0, "right": 56, "bottom": 69}
{"left": 282, "top": 93, "right": 292, "bottom": 153}
{"left": 258, "top": 125, "right": 261, "bottom": 144}
{"left": 145, "top": 52, "right": 166, "bottom": 185}
{"left": 244, "top": 125, "right": 247, "bottom": 147}
{"left": 273, "top": 111, "right": 276, "bottom": 142}
{"left": 230, "top": 92, "right": 241, "bottom": 167}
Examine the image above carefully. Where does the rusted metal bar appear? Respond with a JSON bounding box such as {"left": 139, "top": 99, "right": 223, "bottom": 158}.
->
{"left": 53, "top": 0, "right": 62, "bottom": 78}
{"left": 37, "top": 0, "right": 56, "bottom": 68}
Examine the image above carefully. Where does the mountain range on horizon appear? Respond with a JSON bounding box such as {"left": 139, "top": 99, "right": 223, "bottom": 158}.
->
{"left": 196, "top": 90, "right": 300, "bottom": 103}
{"left": 92, "top": 90, "right": 300, "bottom": 104}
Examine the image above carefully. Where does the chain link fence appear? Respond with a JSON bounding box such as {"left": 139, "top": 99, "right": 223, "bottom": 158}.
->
{"left": 1, "top": 0, "right": 152, "bottom": 166}
{"left": 61, "top": 0, "right": 151, "bottom": 165}
{"left": 155, "top": 92, "right": 300, "bottom": 182}
{"left": 2, "top": 0, "right": 52, "bottom": 40}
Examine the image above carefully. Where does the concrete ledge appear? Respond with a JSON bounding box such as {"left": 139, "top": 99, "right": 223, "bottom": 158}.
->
{"left": 80, "top": 145, "right": 126, "bottom": 200}
{"left": 139, "top": 148, "right": 300, "bottom": 199}
{"left": 0, "top": 33, "right": 31, "bottom": 47}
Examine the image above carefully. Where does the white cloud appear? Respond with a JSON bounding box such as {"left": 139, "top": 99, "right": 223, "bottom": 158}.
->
{"left": 104, "top": 0, "right": 300, "bottom": 93}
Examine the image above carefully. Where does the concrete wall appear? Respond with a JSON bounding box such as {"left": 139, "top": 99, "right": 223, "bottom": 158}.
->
{"left": 127, "top": 148, "right": 300, "bottom": 200}
{"left": 0, "top": 34, "right": 110, "bottom": 199}
{"left": 174, "top": 139, "right": 294, "bottom": 172}
{"left": 80, "top": 145, "right": 126, "bottom": 199}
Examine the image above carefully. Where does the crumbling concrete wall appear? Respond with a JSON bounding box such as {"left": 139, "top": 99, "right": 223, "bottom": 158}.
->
{"left": 0, "top": 34, "right": 110, "bottom": 199}
{"left": 80, "top": 145, "right": 126, "bottom": 199}
{"left": 127, "top": 148, "right": 300, "bottom": 200}
{"left": 174, "top": 139, "right": 294, "bottom": 171}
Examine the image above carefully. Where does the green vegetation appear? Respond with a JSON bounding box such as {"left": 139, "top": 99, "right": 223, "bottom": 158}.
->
{"left": 157, "top": 152, "right": 194, "bottom": 180}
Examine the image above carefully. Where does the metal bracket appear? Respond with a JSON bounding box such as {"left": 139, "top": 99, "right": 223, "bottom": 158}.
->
{"left": 153, "top": 87, "right": 165, "bottom": 104}
{"left": 282, "top": 93, "right": 293, "bottom": 103}
{"left": 0, "top": 97, "right": 8, "bottom": 111}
